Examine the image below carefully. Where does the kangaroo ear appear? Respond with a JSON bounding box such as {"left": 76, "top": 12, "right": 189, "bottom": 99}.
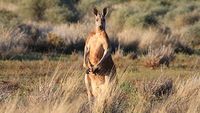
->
{"left": 102, "top": 7, "right": 108, "bottom": 17}
{"left": 93, "top": 7, "right": 98, "bottom": 16}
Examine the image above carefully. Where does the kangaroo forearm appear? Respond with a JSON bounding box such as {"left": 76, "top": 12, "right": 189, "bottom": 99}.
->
{"left": 84, "top": 55, "right": 90, "bottom": 68}
{"left": 83, "top": 46, "right": 89, "bottom": 68}
{"left": 83, "top": 53, "right": 87, "bottom": 67}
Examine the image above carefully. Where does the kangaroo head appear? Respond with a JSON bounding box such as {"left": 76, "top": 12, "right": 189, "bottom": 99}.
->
{"left": 93, "top": 7, "right": 108, "bottom": 31}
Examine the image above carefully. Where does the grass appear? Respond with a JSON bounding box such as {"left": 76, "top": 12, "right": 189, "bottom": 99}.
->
{"left": 0, "top": 53, "right": 199, "bottom": 113}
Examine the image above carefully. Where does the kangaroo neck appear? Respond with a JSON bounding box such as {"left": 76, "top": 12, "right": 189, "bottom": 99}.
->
{"left": 96, "top": 27, "right": 106, "bottom": 33}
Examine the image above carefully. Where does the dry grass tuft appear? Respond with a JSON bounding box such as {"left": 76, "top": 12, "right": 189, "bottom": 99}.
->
{"left": 152, "top": 76, "right": 200, "bottom": 113}
{"left": 0, "top": 27, "right": 27, "bottom": 58}
{"left": 144, "top": 45, "right": 175, "bottom": 68}
{"left": 137, "top": 77, "right": 173, "bottom": 101}
{"left": 0, "top": 81, "right": 19, "bottom": 101}
{"left": 117, "top": 27, "right": 181, "bottom": 54}
{"left": 126, "top": 52, "right": 138, "bottom": 60}
{"left": 46, "top": 32, "right": 64, "bottom": 47}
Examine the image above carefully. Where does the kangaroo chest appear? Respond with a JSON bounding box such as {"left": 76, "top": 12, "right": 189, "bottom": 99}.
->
{"left": 88, "top": 35, "right": 105, "bottom": 64}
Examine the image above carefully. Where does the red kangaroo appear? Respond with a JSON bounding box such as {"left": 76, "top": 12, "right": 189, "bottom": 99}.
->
{"left": 83, "top": 7, "right": 116, "bottom": 104}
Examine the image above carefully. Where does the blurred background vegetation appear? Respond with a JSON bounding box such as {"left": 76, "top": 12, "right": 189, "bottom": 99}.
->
{"left": 0, "top": 0, "right": 200, "bottom": 58}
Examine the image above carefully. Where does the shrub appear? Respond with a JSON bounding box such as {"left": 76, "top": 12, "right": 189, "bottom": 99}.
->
{"left": 0, "top": 9, "right": 21, "bottom": 27}
{"left": 171, "top": 12, "right": 200, "bottom": 28}
{"left": 0, "top": 22, "right": 90, "bottom": 54}
{"left": 124, "top": 13, "right": 160, "bottom": 28}
{"left": 116, "top": 5, "right": 165, "bottom": 29}
{"left": 47, "top": 33, "right": 64, "bottom": 47}
{"left": 50, "top": 24, "right": 89, "bottom": 53}
{"left": 44, "top": 0, "right": 73, "bottom": 23}
{"left": 144, "top": 45, "right": 175, "bottom": 68}
{"left": 138, "top": 77, "right": 173, "bottom": 100}
{"left": 184, "top": 22, "right": 200, "bottom": 48}
{"left": 109, "top": 0, "right": 130, "bottom": 4}
{"left": 19, "top": 0, "right": 73, "bottom": 23}
{"left": 117, "top": 28, "right": 177, "bottom": 53}
{"left": 150, "top": 6, "right": 170, "bottom": 18}
{"left": 0, "top": 27, "right": 28, "bottom": 58}
{"left": 44, "top": 7, "right": 72, "bottom": 23}
{"left": 165, "top": 2, "right": 200, "bottom": 25}
{"left": 159, "top": 0, "right": 171, "bottom": 7}
{"left": 0, "top": 0, "right": 20, "bottom": 3}
{"left": 19, "top": 0, "right": 47, "bottom": 21}
{"left": 124, "top": 13, "right": 145, "bottom": 28}
{"left": 77, "top": 0, "right": 99, "bottom": 17}
{"left": 117, "top": 28, "right": 141, "bottom": 52}
{"left": 10, "top": 23, "right": 56, "bottom": 53}
{"left": 109, "top": 7, "right": 134, "bottom": 31}
{"left": 17, "top": 24, "right": 41, "bottom": 41}
{"left": 143, "top": 14, "right": 159, "bottom": 27}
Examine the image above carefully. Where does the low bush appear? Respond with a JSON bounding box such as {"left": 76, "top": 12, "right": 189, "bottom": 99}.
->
{"left": 171, "top": 12, "right": 200, "bottom": 28}
{"left": 144, "top": 45, "right": 175, "bottom": 68}
{"left": 184, "top": 22, "right": 200, "bottom": 48}
{"left": 0, "top": 9, "right": 21, "bottom": 27}
{"left": 47, "top": 33, "right": 64, "bottom": 47}
{"left": 0, "top": 27, "right": 27, "bottom": 59}
{"left": 19, "top": 0, "right": 73, "bottom": 23}
{"left": 109, "top": 6, "right": 135, "bottom": 31}
{"left": 117, "top": 27, "right": 177, "bottom": 53}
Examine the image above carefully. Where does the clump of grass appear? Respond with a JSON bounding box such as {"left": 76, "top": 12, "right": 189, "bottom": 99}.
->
{"left": 46, "top": 33, "right": 64, "bottom": 47}
{"left": 16, "top": 24, "right": 41, "bottom": 44}
{"left": 50, "top": 23, "right": 90, "bottom": 53}
{"left": 144, "top": 45, "right": 175, "bottom": 68}
{"left": 126, "top": 52, "right": 138, "bottom": 60}
{"left": 0, "top": 81, "right": 19, "bottom": 101}
{"left": 117, "top": 28, "right": 140, "bottom": 52}
{"left": 138, "top": 28, "right": 161, "bottom": 51}
{"left": 113, "top": 48, "right": 124, "bottom": 61}
{"left": 0, "top": 27, "right": 27, "bottom": 59}
{"left": 152, "top": 76, "right": 200, "bottom": 113}
{"left": 117, "top": 27, "right": 176, "bottom": 53}
{"left": 137, "top": 77, "right": 173, "bottom": 101}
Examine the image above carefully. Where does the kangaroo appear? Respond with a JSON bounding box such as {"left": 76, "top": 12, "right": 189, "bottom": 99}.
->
{"left": 83, "top": 7, "right": 116, "bottom": 105}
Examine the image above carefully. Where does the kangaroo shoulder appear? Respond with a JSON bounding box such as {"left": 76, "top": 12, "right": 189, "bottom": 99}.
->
{"left": 86, "top": 31, "right": 96, "bottom": 44}
{"left": 88, "top": 31, "right": 96, "bottom": 38}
